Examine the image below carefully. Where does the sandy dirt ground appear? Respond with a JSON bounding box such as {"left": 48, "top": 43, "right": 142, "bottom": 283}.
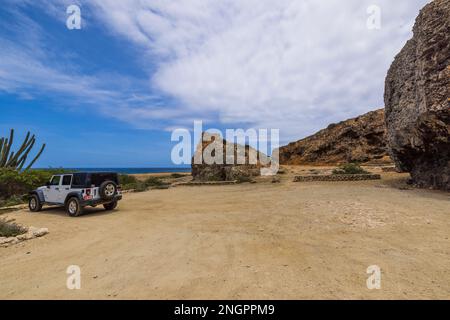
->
{"left": 0, "top": 167, "right": 449, "bottom": 299}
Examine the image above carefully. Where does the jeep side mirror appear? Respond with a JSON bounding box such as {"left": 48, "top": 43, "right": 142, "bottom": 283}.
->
{"left": 46, "top": 181, "right": 51, "bottom": 188}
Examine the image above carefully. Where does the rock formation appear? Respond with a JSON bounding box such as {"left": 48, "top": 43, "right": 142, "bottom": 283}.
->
{"left": 191, "top": 133, "right": 270, "bottom": 181}
{"left": 279, "top": 109, "right": 389, "bottom": 165}
{"left": 384, "top": 0, "right": 450, "bottom": 190}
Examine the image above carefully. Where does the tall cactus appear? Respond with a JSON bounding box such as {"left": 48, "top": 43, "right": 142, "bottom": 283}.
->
{"left": 0, "top": 129, "right": 46, "bottom": 171}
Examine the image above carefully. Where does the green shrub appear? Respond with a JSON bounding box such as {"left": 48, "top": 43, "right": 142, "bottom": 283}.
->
{"left": 121, "top": 181, "right": 148, "bottom": 192}
{"left": 0, "top": 195, "right": 24, "bottom": 208}
{"left": 170, "top": 173, "right": 186, "bottom": 179}
{"left": 119, "top": 176, "right": 171, "bottom": 192}
{"left": 144, "top": 177, "right": 165, "bottom": 187}
{"left": 0, "top": 218, "right": 27, "bottom": 237}
{"left": 32, "top": 168, "right": 72, "bottom": 175}
{"left": 332, "top": 163, "right": 369, "bottom": 175}
{"left": 131, "top": 181, "right": 149, "bottom": 192}
{"left": 0, "top": 168, "right": 70, "bottom": 201}
{"left": 121, "top": 177, "right": 169, "bottom": 192}
{"left": 0, "top": 169, "right": 46, "bottom": 200}
{"left": 121, "top": 183, "right": 134, "bottom": 191}
{"left": 119, "top": 174, "right": 138, "bottom": 185}
{"left": 145, "top": 177, "right": 171, "bottom": 189}
{"left": 152, "top": 184, "right": 170, "bottom": 190}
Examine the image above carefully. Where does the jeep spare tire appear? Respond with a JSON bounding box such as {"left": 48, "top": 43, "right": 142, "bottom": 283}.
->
{"left": 99, "top": 180, "right": 117, "bottom": 200}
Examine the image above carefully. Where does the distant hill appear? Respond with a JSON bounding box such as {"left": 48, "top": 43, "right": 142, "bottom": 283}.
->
{"left": 279, "top": 109, "right": 390, "bottom": 165}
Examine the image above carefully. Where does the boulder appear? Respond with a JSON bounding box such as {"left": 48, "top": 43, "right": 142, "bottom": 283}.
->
{"left": 28, "top": 226, "right": 49, "bottom": 238}
{"left": 191, "top": 132, "right": 269, "bottom": 181}
{"left": 384, "top": 0, "right": 450, "bottom": 190}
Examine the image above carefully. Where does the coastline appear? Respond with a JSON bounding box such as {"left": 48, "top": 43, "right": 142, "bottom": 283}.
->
{"left": 129, "top": 171, "right": 191, "bottom": 181}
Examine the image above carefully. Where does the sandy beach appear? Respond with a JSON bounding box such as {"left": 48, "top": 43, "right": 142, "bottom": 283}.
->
{"left": 0, "top": 167, "right": 449, "bottom": 300}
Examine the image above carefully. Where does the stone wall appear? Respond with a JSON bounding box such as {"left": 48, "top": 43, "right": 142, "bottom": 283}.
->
{"left": 293, "top": 174, "right": 381, "bottom": 182}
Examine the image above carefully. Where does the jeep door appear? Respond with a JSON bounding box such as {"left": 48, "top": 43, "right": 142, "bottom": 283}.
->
{"left": 44, "top": 175, "right": 62, "bottom": 203}
{"left": 59, "top": 175, "right": 73, "bottom": 203}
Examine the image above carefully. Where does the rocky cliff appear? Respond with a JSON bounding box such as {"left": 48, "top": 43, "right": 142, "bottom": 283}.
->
{"left": 279, "top": 109, "right": 389, "bottom": 165}
{"left": 384, "top": 0, "right": 450, "bottom": 190}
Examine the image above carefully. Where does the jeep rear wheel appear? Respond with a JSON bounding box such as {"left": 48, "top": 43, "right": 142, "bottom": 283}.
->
{"left": 66, "top": 197, "right": 83, "bottom": 217}
{"left": 103, "top": 200, "right": 118, "bottom": 211}
{"left": 99, "top": 180, "right": 117, "bottom": 200}
{"left": 29, "top": 195, "right": 42, "bottom": 212}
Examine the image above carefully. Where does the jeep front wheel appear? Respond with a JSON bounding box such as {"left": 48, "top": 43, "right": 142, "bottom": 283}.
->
{"left": 66, "top": 197, "right": 83, "bottom": 217}
{"left": 29, "top": 195, "right": 42, "bottom": 212}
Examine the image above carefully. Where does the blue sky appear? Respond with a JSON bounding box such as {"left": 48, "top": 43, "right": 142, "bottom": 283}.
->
{"left": 0, "top": 0, "right": 428, "bottom": 168}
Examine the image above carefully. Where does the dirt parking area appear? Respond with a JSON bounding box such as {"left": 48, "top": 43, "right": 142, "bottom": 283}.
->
{"left": 0, "top": 171, "right": 449, "bottom": 299}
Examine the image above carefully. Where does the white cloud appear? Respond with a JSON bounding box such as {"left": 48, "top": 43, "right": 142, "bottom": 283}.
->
{"left": 86, "top": 0, "right": 430, "bottom": 141}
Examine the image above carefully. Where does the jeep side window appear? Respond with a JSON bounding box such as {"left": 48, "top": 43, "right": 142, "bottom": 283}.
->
{"left": 62, "top": 175, "right": 72, "bottom": 186}
{"left": 72, "top": 173, "right": 88, "bottom": 188}
{"left": 50, "top": 176, "right": 61, "bottom": 186}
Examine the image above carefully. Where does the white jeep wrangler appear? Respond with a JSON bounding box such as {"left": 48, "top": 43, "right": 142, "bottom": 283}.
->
{"left": 29, "top": 172, "right": 122, "bottom": 217}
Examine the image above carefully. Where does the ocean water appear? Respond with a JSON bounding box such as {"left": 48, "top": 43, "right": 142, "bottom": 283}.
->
{"left": 54, "top": 168, "right": 191, "bottom": 174}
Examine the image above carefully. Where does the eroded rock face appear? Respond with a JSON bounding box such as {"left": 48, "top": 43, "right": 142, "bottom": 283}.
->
{"left": 384, "top": 0, "right": 450, "bottom": 190}
{"left": 279, "top": 109, "right": 389, "bottom": 165}
{"left": 191, "top": 133, "right": 269, "bottom": 181}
